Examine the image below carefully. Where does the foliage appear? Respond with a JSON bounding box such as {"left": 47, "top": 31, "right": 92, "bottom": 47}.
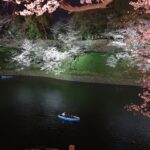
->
{"left": 7, "top": 14, "right": 53, "bottom": 39}
{"left": 0, "top": 47, "right": 19, "bottom": 69}
{"left": 61, "top": 52, "right": 140, "bottom": 79}
{"left": 6, "top": 16, "right": 29, "bottom": 38}
{"left": 70, "top": 10, "right": 107, "bottom": 39}
{"left": 25, "top": 17, "right": 43, "bottom": 39}
{"left": 12, "top": 39, "right": 82, "bottom": 73}
{"left": 114, "top": 0, "right": 133, "bottom": 14}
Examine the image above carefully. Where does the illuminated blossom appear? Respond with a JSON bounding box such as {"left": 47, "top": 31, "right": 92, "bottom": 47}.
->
{"left": 126, "top": 0, "right": 150, "bottom": 118}
{"left": 3, "top": 0, "right": 112, "bottom": 15}
{"left": 130, "top": 0, "right": 150, "bottom": 13}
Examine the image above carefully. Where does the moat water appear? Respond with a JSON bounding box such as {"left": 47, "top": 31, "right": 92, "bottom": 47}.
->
{"left": 0, "top": 76, "right": 149, "bottom": 150}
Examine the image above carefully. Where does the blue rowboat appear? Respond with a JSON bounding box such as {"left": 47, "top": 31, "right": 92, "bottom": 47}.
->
{"left": 1, "top": 76, "right": 13, "bottom": 80}
{"left": 58, "top": 115, "right": 80, "bottom": 122}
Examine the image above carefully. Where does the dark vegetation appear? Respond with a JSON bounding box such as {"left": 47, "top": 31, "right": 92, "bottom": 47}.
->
{"left": 1, "top": 15, "right": 54, "bottom": 39}
{"left": 0, "top": 46, "right": 19, "bottom": 69}
{"left": 0, "top": 0, "right": 133, "bottom": 39}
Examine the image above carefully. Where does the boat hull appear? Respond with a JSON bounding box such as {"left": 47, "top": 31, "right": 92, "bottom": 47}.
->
{"left": 1, "top": 76, "right": 13, "bottom": 80}
{"left": 58, "top": 115, "right": 80, "bottom": 122}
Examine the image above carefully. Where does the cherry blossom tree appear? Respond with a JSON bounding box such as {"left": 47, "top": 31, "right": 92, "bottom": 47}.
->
{"left": 130, "top": 0, "right": 150, "bottom": 13}
{"left": 125, "top": 0, "right": 150, "bottom": 117}
{"left": 2, "top": 0, "right": 113, "bottom": 16}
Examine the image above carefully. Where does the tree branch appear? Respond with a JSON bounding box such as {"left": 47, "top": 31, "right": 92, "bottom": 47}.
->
{"left": 60, "top": 0, "right": 113, "bottom": 13}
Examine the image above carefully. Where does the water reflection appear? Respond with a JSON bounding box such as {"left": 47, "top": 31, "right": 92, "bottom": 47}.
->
{"left": 0, "top": 76, "right": 149, "bottom": 150}
{"left": 13, "top": 86, "right": 65, "bottom": 116}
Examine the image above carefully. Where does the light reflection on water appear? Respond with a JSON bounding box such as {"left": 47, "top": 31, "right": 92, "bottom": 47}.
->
{"left": 14, "top": 87, "right": 65, "bottom": 116}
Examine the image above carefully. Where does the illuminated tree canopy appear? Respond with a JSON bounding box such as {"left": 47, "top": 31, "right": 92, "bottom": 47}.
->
{"left": 3, "top": 0, "right": 113, "bottom": 15}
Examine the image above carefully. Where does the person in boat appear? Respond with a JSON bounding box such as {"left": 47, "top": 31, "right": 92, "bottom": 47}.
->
{"left": 62, "top": 112, "right": 67, "bottom": 116}
{"left": 61, "top": 112, "right": 72, "bottom": 118}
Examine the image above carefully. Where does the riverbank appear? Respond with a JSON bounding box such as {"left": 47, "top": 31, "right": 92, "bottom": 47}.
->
{"left": 0, "top": 70, "right": 139, "bottom": 86}
{"left": 0, "top": 42, "right": 141, "bottom": 86}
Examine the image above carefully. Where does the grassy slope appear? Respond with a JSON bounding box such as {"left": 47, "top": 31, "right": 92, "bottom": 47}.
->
{"left": 61, "top": 52, "right": 141, "bottom": 81}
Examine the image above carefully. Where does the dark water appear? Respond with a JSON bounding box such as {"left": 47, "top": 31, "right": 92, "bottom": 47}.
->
{"left": 0, "top": 76, "right": 150, "bottom": 150}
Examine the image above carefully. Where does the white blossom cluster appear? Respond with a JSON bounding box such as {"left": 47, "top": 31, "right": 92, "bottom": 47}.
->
{"left": 40, "top": 47, "right": 69, "bottom": 73}
{"left": 106, "top": 52, "right": 131, "bottom": 68}
{"left": 105, "top": 19, "right": 150, "bottom": 71}
{"left": 130, "top": 0, "right": 150, "bottom": 13}
{"left": 12, "top": 23, "right": 84, "bottom": 73}
{"left": 13, "top": 38, "right": 82, "bottom": 73}
{"left": 51, "top": 22, "right": 81, "bottom": 50}
{"left": 13, "top": 40, "right": 33, "bottom": 67}
{"left": 3, "top": 0, "right": 60, "bottom": 16}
